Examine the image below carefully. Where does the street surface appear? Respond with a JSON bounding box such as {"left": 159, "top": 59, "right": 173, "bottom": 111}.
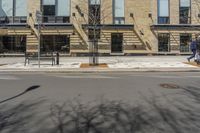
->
{"left": 0, "top": 72, "right": 200, "bottom": 132}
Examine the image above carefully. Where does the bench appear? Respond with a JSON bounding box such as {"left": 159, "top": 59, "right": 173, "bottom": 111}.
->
{"left": 25, "top": 52, "right": 56, "bottom": 66}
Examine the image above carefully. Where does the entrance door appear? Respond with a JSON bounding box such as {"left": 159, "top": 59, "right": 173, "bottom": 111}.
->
{"left": 111, "top": 33, "right": 123, "bottom": 53}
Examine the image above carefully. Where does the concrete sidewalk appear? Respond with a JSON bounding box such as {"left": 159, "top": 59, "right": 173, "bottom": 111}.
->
{"left": 0, "top": 56, "right": 199, "bottom": 72}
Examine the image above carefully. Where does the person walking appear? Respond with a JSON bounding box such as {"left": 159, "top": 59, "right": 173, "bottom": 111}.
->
{"left": 187, "top": 37, "right": 197, "bottom": 62}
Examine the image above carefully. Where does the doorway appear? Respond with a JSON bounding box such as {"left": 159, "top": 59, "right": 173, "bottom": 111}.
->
{"left": 111, "top": 33, "right": 123, "bottom": 53}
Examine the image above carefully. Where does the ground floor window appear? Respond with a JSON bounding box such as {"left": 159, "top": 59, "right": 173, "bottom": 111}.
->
{"left": 180, "top": 34, "right": 191, "bottom": 52}
{"left": 40, "top": 35, "right": 70, "bottom": 53}
{"left": 0, "top": 36, "right": 26, "bottom": 53}
{"left": 158, "top": 33, "right": 170, "bottom": 52}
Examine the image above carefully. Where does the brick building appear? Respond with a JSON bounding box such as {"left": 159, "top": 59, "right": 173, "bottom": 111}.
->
{"left": 0, "top": 0, "right": 199, "bottom": 56}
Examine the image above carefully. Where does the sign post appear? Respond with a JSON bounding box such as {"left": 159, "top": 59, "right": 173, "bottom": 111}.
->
{"left": 36, "top": 10, "right": 42, "bottom": 68}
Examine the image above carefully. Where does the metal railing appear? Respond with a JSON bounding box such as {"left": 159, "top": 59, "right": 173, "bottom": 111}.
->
{"left": 0, "top": 16, "right": 27, "bottom": 24}
{"left": 42, "top": 16, "right": 70, "bottom": 23}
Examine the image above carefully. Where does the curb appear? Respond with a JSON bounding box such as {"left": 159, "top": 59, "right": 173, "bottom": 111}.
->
{"left": 0, "top": 68, "right": 200, "bottom": 73}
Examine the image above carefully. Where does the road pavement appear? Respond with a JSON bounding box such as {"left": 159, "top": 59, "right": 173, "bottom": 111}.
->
{"left": 0, "top": 72, "right": 200, "bottom": 132}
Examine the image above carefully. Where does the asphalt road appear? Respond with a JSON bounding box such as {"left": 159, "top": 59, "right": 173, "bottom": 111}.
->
{"left": 0, "top": 72, "right": 199, "bottom": 102}
{"left": 0, "top": 72, "right": 200, "bottom": 133}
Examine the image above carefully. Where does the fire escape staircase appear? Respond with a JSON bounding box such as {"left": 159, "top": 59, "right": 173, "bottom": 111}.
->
{"left": 132, "top": 18, "right": 153, "bottom": 51}
{"left": 26, "top": 15, "right": 40, "bottom": 53}
{"left": 71, "top": 16, "right": 90, "bottom": 48}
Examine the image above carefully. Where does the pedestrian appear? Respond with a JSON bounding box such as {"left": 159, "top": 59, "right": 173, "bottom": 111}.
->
{"left": 187, "top": 37, "right": 197, "bottom": 62}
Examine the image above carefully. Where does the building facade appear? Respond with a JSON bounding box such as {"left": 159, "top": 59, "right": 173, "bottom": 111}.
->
{"left": 0, "top": 0, "right": 199, "bottom": 56}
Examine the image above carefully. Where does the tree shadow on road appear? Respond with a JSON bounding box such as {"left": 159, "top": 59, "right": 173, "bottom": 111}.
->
{"left": 0, "top": 99, "right": 47, "bottom": 133}
{"left": 1, "top": 86, "right": 200, "bottom": 133}
{"left": 50, "top": 86, "right": 200, "bottom": 133}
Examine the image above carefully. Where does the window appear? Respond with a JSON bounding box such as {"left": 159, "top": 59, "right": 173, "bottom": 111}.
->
{"left": 0, "top": 0, "right": 27, "bottom": 24}
{"left": 158, "top": 33, "right": 170, "bottom": 52}
{"left": 42, "top": 0, "right": 70, "bottom": 23}
{"left": 14, "top": 0, "right": 27, "bottom": 23}
{"left": 179, "top": 0, "right": 191, "bottom": 24}
{"left": 40, "top": 35, "right": 70, "bottom": 53}
{"left": 180, "top": 34, "right": 191, "bottom": 52}
{"left": 90, "top": 0, "right": 100, "bottom": 5}
{"left": 113, "top": 0, "right": 125, "bottom": 24}
{"left": 158, "top": 0, "right": 169, "bottom": 24}
{"left": 0, "top": 36, "right": 26, "bottom": 53}
{"left": 89, "top": 0, "right": 101, "bottom": 25}
{"left": 88, "top": 0, "right": 101, "bottom": 40}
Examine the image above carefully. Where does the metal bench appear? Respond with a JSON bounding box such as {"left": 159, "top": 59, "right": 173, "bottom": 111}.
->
{"left": 25, "top": 52, "right": 56, "bottom": 66}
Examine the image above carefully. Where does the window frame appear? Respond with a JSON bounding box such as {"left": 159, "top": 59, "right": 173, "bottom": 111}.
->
{"left": 179, "top": 0, "right": 191, "bottom": 24}
{"left": 113, "top": 0, "right": 125, "bottom": 25}
{"left": 40, "top": 35, "right": 70, "bottom": 53}
{"left": 180, "top": 33, "right": 192, "bottom": 52}
{"left": 41, "top": 0, "right": 71, "bottom": 23}
{"left": 0, "top": 35, "right": 26, "bottom": 53}
{"left": 157, "top": 0, "right": 170, "bottom": 24}
{"left": 158, "top": 33, "right": 170, "bottom": 52}
{"left": 88, "top": 0, "right": 101, "bottom": 40}
{"left": 0, "top": 0, "right": 27, "bottom": 24}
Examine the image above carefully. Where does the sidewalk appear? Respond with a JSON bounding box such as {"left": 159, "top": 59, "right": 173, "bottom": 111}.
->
{"left": 0, "top": 56, "right": 199, "bottom": 72}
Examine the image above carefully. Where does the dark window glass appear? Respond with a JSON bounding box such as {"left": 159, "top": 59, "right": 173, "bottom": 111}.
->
{"left": 40, "top": 35, "right": 70, "bottom": 53}
{"left": 158, "top": 33, "right": 170, "bottom": 52}
{"left": 42, "top": 5, "right": 56, "bottom": 23}
{"left": 88, "top": 4, "right": 101, "bottom": 40}
{"left": 89, "top": 5, "right": 101, "bottom": 25}
{"left": 180, "top": 7, "right": 191, "bottom": 24}
{"left": 41, "top": 0, "right": 70, "bottom": 23}
{"left": 0, "top": 36, "right": 26, "bottom": 53}
{"left": 43, "top": 5, "right": 55, "bottom": 16}
{"left": 180, "top": 34, "right": 191, "bottom": 52}
{"left": 179, "top": 0, "right": 191, "bottom": 24}
{"left": 158, "top": 17, "right": 169, "bottom": 24}
{"left": 88, "top": 4, "right": 101, "bottom": 41}
{"left": 88, "top": 29, "right": 101, "bottom": 40}
{"left": 111, "top": 33, "right": 123, "bottom": 53}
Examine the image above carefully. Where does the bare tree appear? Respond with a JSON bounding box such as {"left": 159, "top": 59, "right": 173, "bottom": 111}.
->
{"left": 72, "top": 0, "right": 112, "bottom": 65}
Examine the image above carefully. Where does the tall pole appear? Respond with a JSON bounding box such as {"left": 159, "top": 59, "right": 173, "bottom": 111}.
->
{"left": 38, "top": 21, "right": 40, "bottom": 68}
{"left": 36, "top": 10, "right": 42, "bottom": 68}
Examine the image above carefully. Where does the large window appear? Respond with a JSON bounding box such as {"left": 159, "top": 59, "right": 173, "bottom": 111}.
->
{"left": 0, "top": 36, "right": 26, "bottom": 53}
{"left": 42, "top": 0, "right": 70, "bottom": 23}
{"left": 113, "top": 0, "right": 125, "bottom": 24}
{"left": 158, "top": 33, "right": 170, "bottom": 52}
{"left": 180, "top": 34, "right": 191, "bottom": 52}
{"left": 89, "top": 0, "right": 101, "bottom": 25}
{"left": 0, "top": 0, "right": 27, "bottom": 24}
{"left": 179, "top": 0, "right": 191, "bottom": 24}
{"left": 158, "top": 0, "right": 169, "bottom": 24}
{"left": 40, "top": 35, "right": 70, "bottom": 53}
{"left": 88, "top": 0, "right": 101, "bottom": 40}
